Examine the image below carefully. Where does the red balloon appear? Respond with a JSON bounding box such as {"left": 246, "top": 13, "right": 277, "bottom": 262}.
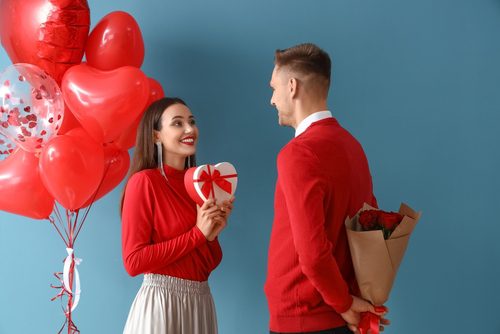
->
{"left": 83, "top": 143, "right": 129, "bottom": 207}
{"left": 39, "top": 127, "right": 104, "bottom": 210}
{"left": 61, "top": 63, "right": 150, "bottom": 143}
{"left": 85, "top": 11, "right": 145, "bottom": 71}
{"left": 147, "top": 78, "right": 165, "bottom": 102}
{"left": 114, "top": 77, "right": 165, "bottom": 150}
{"left": 113, "top": 116, "right": 140, "bottom": 151}
{"left": 0, "top": 0, "right": 90, "bottom": 83}
{"left": 0, "top": 148, "right": 54, "bottom": 219}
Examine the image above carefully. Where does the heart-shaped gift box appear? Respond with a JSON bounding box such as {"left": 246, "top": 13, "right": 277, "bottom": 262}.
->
{"left": 184, "top": 162, "right": 237, "bottom": 206}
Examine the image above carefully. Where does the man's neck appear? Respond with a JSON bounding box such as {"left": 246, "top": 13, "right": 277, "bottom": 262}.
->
{"left": 294, "top": 102, "right": 328, "bottom": 129}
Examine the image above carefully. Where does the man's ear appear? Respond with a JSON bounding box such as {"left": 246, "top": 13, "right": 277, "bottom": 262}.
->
{"left": 289, "top": 77, "right": 298, "bottom": 99}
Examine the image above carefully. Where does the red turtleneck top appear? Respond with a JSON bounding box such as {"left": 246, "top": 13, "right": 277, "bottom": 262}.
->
{"left": 121, "top": 165, "right": 222, "bottom": 281}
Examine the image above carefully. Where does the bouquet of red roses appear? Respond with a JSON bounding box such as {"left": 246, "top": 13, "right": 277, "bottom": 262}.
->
{"left": 358, "top": 209, "right": 404, "bottom": 239}
{"left": 345, "top": 203, "right": 421, "bottom": 334}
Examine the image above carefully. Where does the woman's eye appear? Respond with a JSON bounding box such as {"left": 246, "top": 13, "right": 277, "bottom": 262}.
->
{"left": 189, "top": 119, "right": 196, "bottom": 125}
{"left": 171, "top": 121, "right": 182, "bottom": 126}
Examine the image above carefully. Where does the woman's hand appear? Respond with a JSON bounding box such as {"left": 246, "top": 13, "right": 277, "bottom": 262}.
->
{"left": 204, "top": 197, "right": 236, "bottom": 240}
{"left": 219, "top": 196, "right": 235, "bottom": 219}
{"left": 196, "top": 199, "right": 224, "bottom": 241}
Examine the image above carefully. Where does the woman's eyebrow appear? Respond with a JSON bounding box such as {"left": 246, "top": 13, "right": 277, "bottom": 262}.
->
{"left": 171, "top": 115, "right": 194, "bottom": 120}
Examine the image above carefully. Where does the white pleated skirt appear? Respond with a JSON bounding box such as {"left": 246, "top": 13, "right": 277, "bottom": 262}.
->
{"left": 123, "top": 274, "right": 218, "bottom": 334}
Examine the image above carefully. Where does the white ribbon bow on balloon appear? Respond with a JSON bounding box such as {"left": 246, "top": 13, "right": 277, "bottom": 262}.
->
{"left": 62, "top": 248, "right": 82, "bottom": 313}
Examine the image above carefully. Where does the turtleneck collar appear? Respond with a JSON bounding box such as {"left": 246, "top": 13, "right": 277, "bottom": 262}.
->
{"left": 162, "top": 164, "right": 187, "bottom": 179}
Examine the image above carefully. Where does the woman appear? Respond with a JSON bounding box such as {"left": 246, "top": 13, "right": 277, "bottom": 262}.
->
{"left": 121, "top": 97, "right": 233, "bottom": 334}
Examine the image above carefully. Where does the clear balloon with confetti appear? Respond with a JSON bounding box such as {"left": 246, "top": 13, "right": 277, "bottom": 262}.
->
{"left": 0, "top": 63, "right": 64, "bottom": 152}
{"left": 0, "top": 132, "right": 15, "bottom": 161}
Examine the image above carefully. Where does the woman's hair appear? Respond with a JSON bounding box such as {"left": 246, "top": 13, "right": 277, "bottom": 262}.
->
{"left": 120, "top": 97, "right": 196, "bottom": 213}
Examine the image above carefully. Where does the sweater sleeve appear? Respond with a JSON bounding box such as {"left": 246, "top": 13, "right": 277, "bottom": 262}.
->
{"left": 121, "top": 173, "right": 206, "bottom": 277}
{"left": 277, "top": 143, "right": 353, "bottom": 313}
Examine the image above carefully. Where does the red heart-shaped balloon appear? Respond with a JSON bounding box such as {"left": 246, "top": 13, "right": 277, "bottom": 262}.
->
{"left": 85, "top": 11, "right": 145, "bottom": 71}
{"left": 0, "top": 0, "right": 90, "bottom": 83}
{"left": 62, "top": 63, "right": 150, "bottom": 143}
{"left": 0, "top": 148, "right": 54, "bottom": 219}
{"left": 83, "top": 143, "right": 130, "bottom": 207}
{"left": 114, "top": 77, "right": 165, "bottom": 150}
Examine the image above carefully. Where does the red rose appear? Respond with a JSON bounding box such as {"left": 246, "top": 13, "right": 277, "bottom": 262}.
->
{"left": 377, "top": 211, "right": 403, "bottom": 231}
{"left": 359, "top": 210, "right": 379, "bottom": 230}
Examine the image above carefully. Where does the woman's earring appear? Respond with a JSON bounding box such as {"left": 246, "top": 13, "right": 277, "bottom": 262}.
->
{"left": 189, "top": 155, "right": 195, "bottom": 168}
{"left": 156, "top": 141, "right": 168, "bottom": 180}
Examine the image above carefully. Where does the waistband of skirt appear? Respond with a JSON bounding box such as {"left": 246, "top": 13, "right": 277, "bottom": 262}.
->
{"left": 142, "top": 274, "right": 211, "bottom": 294}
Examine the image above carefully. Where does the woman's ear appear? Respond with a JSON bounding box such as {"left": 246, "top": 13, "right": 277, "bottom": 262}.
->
{"left": 153, "top": 130, "right": 161, "bottom": 143}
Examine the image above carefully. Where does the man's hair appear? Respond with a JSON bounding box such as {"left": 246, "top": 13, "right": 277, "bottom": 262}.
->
{"left": 274, "top": 43, "right": 331, "bottom": 88}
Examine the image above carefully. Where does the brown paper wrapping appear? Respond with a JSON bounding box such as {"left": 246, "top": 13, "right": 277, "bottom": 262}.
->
{"left": 345, "top": 203, "right": 421, "bottom": 305}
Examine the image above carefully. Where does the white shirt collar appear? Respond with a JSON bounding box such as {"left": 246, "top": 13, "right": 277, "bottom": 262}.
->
{"left": 295, "top": 110, "right": 332, "bottom": 137}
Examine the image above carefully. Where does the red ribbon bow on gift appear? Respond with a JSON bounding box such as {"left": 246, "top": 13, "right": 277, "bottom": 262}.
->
{"left": 359, "top": 306, "right": 387, "bottom": 334}
{"left": 196, "top": 165, "right": 236, "bottom": 200}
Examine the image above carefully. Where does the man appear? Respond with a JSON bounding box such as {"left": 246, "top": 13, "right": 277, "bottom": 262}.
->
{"left": 264, "top": 43, "right": 386, "bottom": 334}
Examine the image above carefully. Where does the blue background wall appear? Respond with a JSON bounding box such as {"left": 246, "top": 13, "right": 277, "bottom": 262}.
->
{"left": 1, "top": 0, "right": 500, "bottom": 333}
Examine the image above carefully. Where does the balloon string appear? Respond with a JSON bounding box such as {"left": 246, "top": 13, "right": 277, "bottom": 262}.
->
{"left": 70, "top": 210, "right": 79, "bottom": 247}
{"left": 48, "top": 217, "right": 68, "bottom": 248}
{"left": 53, "top": 204, "right": 70, "bottom": 243}
{"left": 49, "top": 205, "right": 81, "bottom": 334}
{"left": 56, "top": 316, "right": 80, "bottom": 334}
{"left": 66, "top": 209, "right": 72, "bottom": 246}
{"left": 51, "top": 268, "right": 80, "bottom": 333}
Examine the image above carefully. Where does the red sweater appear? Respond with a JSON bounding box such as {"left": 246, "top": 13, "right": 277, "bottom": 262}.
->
{"left": 121, "top": 165, "right": 222, "bottom": 281}
{"left": 265, "top": 118, "right": 377, "bottom": 332}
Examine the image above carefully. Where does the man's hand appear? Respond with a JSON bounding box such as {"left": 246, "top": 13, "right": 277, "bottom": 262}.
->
{"left": 340, "top": 296, "right": 388, "bottom": 333}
